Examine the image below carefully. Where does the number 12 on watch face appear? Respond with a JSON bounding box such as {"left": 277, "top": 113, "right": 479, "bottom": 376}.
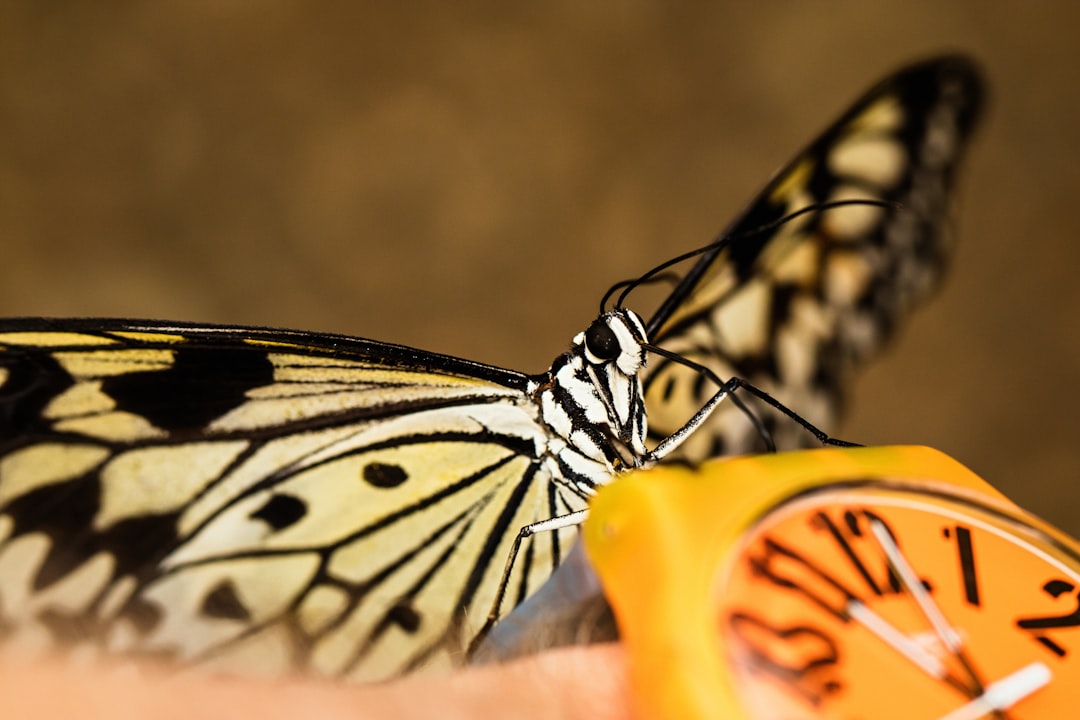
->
{"left": 716, "top": 484, "right": 1080, "bottom": 719}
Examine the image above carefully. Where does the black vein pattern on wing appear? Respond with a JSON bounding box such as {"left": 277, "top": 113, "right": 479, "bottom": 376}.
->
{"left": 396, "top": 458, "right": 543, "bottom": 674}
{"left": 2, "top": 387, "right": 538, "bottom": 584}
{"left": 182, "top": 452, "right": 548, "bottom": 674}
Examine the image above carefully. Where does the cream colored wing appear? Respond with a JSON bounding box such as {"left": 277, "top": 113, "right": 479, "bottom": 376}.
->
{"left": 0, "top": 319, "right": 584, "bottom": 680}
{"left": 644, "top": 56, "right": 984, "bottom": 459}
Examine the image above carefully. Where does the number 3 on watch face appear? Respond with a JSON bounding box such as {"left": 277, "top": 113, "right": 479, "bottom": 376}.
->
{"left": 717, "top": 484, "right": 1080, "bottom": 719}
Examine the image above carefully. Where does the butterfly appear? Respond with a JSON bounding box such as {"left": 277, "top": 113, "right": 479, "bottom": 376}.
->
{"left": 0, "top": 56, "right": 982, "bottom": 681}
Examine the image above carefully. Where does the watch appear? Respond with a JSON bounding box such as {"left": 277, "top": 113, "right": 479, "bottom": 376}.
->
{"left": 582, "top": 445, "right": 1080, "bottom": 719}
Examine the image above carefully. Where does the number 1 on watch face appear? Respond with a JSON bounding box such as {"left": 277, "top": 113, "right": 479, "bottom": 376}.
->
{"left": 943, "top": 525, "right": 981, "bottom": 607}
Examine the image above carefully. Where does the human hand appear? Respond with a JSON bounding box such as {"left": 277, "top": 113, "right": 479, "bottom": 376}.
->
{"left": 0, "top": 644, "right": 631, "bottom": 720}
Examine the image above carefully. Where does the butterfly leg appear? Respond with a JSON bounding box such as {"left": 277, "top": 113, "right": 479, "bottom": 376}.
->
{"left": 721, "top": 377, "right": 861, "bottom": 448}
{"left": 647, "top": 377, "right": 742, "bottom": 463}
{"left": 467, "top": 509, "right": 589, "bottom": 657}
{"left": 647, "top": 376, "right": 858, "bottom": 465}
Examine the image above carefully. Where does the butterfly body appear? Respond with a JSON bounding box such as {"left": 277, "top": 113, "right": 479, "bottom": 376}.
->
{"left": 0, "top": 56, "right": 984, "bottom": 680}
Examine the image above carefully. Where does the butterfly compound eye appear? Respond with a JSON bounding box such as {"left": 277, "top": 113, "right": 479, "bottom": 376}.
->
{"left": 585, "top": 320, "right": 621, "bottom": 361}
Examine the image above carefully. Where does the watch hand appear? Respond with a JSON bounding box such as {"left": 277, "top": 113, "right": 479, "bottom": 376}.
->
{"left": 846, "top": 598, "right": 947, "bottom": 679}
{"left": 935, "top": 662, "right": 1052, "bottom": 720}
{"left": 868, "top": 518, "right": 963, "bottom": 653}
{"left": 846, "top": 598, "right": 975, "bottom": 696}
{"left": 867, "top": 516, "right": 997, "bottom": 703}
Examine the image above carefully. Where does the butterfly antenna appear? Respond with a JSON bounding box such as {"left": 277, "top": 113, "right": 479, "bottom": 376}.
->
{"left": 643, "top": 342, "right": 861, "bottom": 451}
{"left": 610, "top": 198, "right": 899, "bottom": 310}
{"left": 598, "top": 271, "right": 681, "bottom": 315}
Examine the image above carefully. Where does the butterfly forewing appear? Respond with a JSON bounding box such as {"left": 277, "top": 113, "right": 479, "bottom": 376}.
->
{"left": 0, "top": 321, "right": 585, "bottom": 678}
{"left": 644, "top": 56, "right": 983, "bottom": 459}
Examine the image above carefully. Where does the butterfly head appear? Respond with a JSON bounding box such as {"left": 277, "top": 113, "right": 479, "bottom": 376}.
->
{"left": 565, "top": 308, "right": 650, "bottom": 467}
{"left": 577, "top": 309, "right": 648, "bottom": 377}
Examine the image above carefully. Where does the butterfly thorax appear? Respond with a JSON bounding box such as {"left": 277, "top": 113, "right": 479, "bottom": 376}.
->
{"left": 530, "top": 309, "right": 650, "bottom": 495}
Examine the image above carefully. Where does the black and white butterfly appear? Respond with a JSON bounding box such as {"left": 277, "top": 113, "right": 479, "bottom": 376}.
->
{"left": 0, "top": 56, "right": 982, "bottom": 681}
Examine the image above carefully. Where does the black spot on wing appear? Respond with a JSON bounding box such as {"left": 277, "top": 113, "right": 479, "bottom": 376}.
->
{"left": 363, "top": 462, "right": 408, "bottom": 488}
{"left": 201, "top": 580, "right": 252, "bottom": 621}
{"left": 120, "top": 596, "right": 164, "bottom": 635}
{"left": 660, "top": 375, "right": 676, "bottom": 402}
{"left": 386, "top": 603, "right": 421, "bottom": 633}
{"left": 101, "top": 347, "right": 274, "bottom": 433}
{"left": 0, "top": 605, "right": 12, "bottom": 642}
{"left": 250, "top": 494, "right": 307, "bottom": 532}
{"left": 37, "top": 607, "right": 94, "bottom": 644}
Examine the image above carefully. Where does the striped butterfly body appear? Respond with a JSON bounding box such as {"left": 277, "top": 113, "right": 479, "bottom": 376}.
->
{"left": 0, "top": 57, "right": 982, "bottom": 681}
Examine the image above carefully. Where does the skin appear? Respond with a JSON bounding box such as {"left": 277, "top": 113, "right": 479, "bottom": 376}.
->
{"left": 0, "top": 644, "right": 632, "bottom": 720}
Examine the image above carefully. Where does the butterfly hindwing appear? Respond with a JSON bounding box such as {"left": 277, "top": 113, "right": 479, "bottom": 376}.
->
{"left": 644, "top": 56, "right": 984, "bottom": 459}
{"left": 0, "top": 320, "right": 584, "bottom": 679}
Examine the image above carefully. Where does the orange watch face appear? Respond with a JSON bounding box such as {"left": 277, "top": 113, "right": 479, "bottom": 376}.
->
{"left": 717, "top": 483, "right": 1080, "bottom": 719}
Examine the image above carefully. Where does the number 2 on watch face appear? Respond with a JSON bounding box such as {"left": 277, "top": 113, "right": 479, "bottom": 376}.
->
{"left": 716, "top": 486, "right": 1080, "bottom": 719}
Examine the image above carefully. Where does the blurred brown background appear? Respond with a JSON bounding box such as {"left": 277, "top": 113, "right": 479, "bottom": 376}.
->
{"left": 2, "top": 4, "right": 1079, "bottom": 531}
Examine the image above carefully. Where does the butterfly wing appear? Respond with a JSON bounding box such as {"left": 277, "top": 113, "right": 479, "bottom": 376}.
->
{"left": 644, "top": 56, "right": 984, "bottom": 458}
{"left": 0, "top": 319, "right": 583, "bottom": 680}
